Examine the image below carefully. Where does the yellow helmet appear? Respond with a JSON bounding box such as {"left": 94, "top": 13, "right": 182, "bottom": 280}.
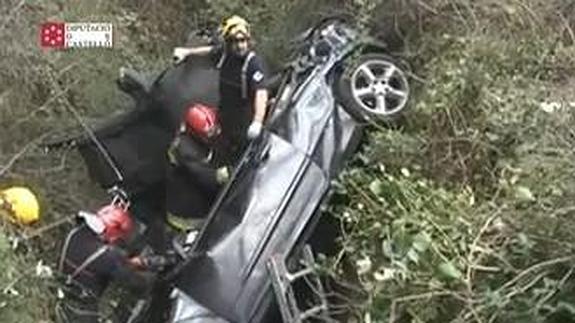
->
{"left": 219, "top": 15, "right": 250, "bottom": 40}
{"left": 0, "top": 187, "right": 40, "bottom": 225}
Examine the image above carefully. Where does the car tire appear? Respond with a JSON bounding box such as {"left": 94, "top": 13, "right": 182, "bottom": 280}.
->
{"left": 336, "top": 53, "right": 410, "bottom": 122}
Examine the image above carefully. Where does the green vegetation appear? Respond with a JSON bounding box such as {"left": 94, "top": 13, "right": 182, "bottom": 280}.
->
{"left": 324, "top": 1, "right": 575, "bottom": 322}
{"left": 0, "top": 229, "right": 53, "bottom": 322}
{"left": 1, "top": 0, "right": 574, "bottom": 322}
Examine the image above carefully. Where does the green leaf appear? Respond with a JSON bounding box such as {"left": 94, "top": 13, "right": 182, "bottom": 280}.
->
{"left": 400, "top": 167, "right": 411, "bottom": 177}
{"left": 438, "top": 261, "right": 462, "bottom": 280}
{"left": 369, "top": 179, "right": 383, "bottom": 196}
{"left": 514, "top": 185, "right": 535, "bottom": 201}
{"left": 413, "top": 231, "right": 432, "bottom": 252}
{"left": 382, "top": 240, "right": 394, "bottom": 259}
{"left": 517, "top": 233, "right": 534, "bottom": 250}
{"left": 406, "top": 248, "right": 419, "bottom": 264}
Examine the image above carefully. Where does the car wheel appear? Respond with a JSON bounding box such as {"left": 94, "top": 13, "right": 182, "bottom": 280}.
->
{"left": 337, "top": 53, "right": 410, "bottom": 122}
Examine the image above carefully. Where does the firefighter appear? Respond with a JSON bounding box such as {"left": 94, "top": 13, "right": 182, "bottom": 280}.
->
{"left": 0, "top": 186, "right": 40, "bottom": 225}
{"left": 56, "top": 197, "right": 167, "bottom": 323}
{"left": 173, "top": 15, "right": 269, "bottom": 164}
{"left": 166, "top": 103, "right": 229, "bottom": 231}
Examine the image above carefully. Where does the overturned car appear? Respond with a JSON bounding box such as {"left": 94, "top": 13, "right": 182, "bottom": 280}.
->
{"left": 49, "top": 18, "right": 410, "bottom": 323}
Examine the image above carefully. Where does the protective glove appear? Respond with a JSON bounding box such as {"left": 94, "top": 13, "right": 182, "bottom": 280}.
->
{"left": 216, "top": 166, "right": 230, "bottom": 184}
{"left": 247, "top": 121, "right": 263, "bottom": 140}
{"left": 173, "top": 47, "right": 191, "bottom": 65}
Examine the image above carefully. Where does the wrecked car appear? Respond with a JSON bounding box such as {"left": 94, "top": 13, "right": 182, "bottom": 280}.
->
{"left": 47, "top": 18, "right": 410, "bottom": 323}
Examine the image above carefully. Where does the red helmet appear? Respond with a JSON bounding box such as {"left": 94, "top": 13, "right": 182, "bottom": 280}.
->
{"left": 184, "top": 103, "right": 220, "bottom": 140}
{"left": 96, "top": 204, "right": 134, "bottom": 243}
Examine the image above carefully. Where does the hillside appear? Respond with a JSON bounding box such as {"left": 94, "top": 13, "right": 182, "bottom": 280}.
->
{"left": 0, "top": 0, "right": 574, "bottom": 322}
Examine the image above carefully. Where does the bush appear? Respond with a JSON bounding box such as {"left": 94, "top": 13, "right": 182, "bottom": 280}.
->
{"left": 0, "top": 229, "right": 54, "bottom": 323}
{"left": 324, "top": 1, "right": 575, "bottom": 322}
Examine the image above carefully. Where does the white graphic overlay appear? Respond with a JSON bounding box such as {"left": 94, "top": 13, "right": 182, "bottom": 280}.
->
{"left": 65, "top": 23, "right": 113, "bottom": 48}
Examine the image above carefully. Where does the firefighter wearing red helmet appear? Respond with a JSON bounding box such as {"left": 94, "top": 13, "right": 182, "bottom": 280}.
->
{"left": 165, "top": 103, "right": 229, "bottom": 230}
{"left": 173, "top": 15, "right": 269, "bottom": 164}
{"left": 185, "top": 103, "right": 222, "bottom": 140}
{"left": 57, "top": 196, "right": 167, "bottom": 323}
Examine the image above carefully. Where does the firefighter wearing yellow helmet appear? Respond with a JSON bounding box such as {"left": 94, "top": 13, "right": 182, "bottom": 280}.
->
{"left": 0, "top": 186, "right": 40, "bottom": 225}
{"left": 219, "top": 15, "right": 250, "bottom": 40}
{"left": 172, "top": 14, "right": 269, "bottom": 164}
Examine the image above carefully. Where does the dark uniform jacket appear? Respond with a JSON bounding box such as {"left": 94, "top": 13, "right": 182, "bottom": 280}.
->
{"left": 210, "top": 45, "right": 268, "bottom": 163}
{"left": 166, "top": 131, "right": 222, "bottom": 220}
{"left": 59, "top": 225, "right": 154, "bottom": 299}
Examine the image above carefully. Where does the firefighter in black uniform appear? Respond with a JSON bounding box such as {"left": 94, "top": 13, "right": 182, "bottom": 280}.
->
{"left": 166, "top": 103, "right": 229, "bottom": 230}
{"left": 57, "top": 197, "right": 166, "bottom": 323}
{"left": 173, "top": 15, "right": 269, "bottom": 164}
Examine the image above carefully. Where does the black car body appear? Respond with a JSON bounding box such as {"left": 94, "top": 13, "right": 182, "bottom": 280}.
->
{"left": 166, "top": 19, "right": 410, "bottom": 323}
